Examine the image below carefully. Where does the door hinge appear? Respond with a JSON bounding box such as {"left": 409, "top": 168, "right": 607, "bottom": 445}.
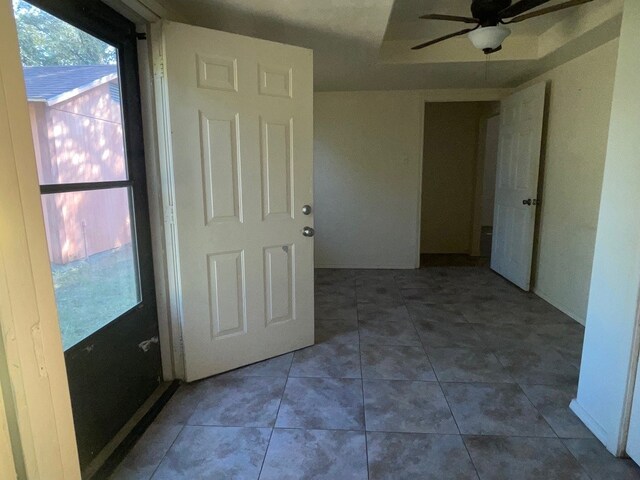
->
{"left": 164, "top": 205, "right": 176, "bottom": 224}
{"left": 154, "top": 58, "right": 165, "bottom": 78}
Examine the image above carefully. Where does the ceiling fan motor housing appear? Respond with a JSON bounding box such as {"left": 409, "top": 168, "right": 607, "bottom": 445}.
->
{"left": 471, "top": 0, "right": 512, "bottom": 24}
{"left": 412, "top": 0, "right": 596, "bottom": 52}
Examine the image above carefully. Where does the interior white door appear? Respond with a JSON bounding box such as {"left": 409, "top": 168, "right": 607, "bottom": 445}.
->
{"left": 491, "top": 82, "right": 546, "bottom": 290}
{"left": 161, "top": 21, "right": 314, "bottom": 382}
{"left": 627, "top": 360, "right": 640, "bottom": 464}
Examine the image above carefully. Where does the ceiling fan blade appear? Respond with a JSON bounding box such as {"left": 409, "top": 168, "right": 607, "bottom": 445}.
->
{"left": 420, "top": 13, "right": 478, "bottom": 23}
{"left": 411, "top": 27, "right": 478, "bottom": 50}
{"left": 499, "top": 0, "right": 551, "bottom": 18}
{"left": 504, "top": 0, "right": 594, "bottom": 23}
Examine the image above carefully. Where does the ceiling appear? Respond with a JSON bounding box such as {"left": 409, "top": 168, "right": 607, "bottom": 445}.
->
{"left": 162, "top": 0, "right": 624, "bottom": 91}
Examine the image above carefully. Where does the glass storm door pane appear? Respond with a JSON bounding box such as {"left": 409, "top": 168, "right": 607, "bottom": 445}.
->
{"left": 14, "top": 0, "right": 144, "bottom": 350}
{"left": 31, "top": 77, "right": 129, "bottom": 184}
{"left": 42, "top": 188, "right": 141, "bottom": 349}
{"left": 15, "top": 0, "right": 127, "bottom": 185}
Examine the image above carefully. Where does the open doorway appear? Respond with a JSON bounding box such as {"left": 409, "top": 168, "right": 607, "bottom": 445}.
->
{"left": 420, "top": 101, "right": 500, "bottom": 267}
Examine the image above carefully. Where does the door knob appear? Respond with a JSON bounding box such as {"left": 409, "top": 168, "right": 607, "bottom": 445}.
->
{"left": 303, "top": 226, "right": 315, "bottom": 237}
{"left": 522, "top": 199, "right": 532, "bottom": 206}
{"left": 302, "top": 205, "right": 312, "bottom": 215}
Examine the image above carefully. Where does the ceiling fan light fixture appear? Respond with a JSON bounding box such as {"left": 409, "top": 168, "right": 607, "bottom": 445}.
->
{"left": 468, "top": 25, "right": 511, "bottom": 53}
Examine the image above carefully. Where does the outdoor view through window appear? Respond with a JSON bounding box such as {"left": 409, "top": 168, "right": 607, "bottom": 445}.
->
{"left": 13, "top": 1, "right": 141, "bottom": 349}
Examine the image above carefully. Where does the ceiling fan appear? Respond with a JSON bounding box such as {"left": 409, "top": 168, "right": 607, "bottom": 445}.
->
{"left": 412, "top": 0, "right": 594, "bottom": 54}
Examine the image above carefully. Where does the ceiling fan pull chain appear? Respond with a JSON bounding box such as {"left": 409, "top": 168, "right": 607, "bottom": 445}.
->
{"left": 485, "top": 54, "right": 489, "bottom": 83}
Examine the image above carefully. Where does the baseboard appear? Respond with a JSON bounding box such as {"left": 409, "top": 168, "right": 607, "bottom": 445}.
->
{"left": 570, "top": 399, "right": 611, "bottom": 449}
{"left": 85, "top": 380, "right": 180, "bottom": 479}
{"left": 315, "top": 264, "right": 416, "bottom": 270}
{"left": 533, "top": 287, "right": 586, "bottom": 326}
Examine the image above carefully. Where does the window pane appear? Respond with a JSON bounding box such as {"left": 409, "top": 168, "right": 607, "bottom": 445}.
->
{"left": 41, "top": 188, "right": 141, "bottom": 349}
{"left": 14, "top": 0, "right": 127, "bottom": 184}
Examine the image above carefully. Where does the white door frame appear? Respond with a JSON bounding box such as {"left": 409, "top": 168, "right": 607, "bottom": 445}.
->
{"left": 140, "top": 21, "right": 187, "bottom": 381}
{"left": 621, "top": 305, "right": 640, "bottom": 457}
{"left": 106, "top": 0, "right": 188, "bottom": 383}
{"left": 124, "top": 21, "right": 189, "bottom": 381}
{"left": 470, "top": 110, "right": 501, "bottom": 257}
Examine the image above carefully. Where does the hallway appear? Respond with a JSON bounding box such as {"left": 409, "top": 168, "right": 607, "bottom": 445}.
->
{"left": 112, "top": 267, "right": 640, "bottom": 479}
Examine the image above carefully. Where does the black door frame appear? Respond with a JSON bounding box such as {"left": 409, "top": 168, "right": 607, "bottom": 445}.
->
{"left": 23, "top": 0, "right": 161, "bottom": 469}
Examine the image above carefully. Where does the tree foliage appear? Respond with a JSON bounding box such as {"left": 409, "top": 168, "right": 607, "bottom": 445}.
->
{"left": 13, "top": 0, "right": 116, "bottom": 67}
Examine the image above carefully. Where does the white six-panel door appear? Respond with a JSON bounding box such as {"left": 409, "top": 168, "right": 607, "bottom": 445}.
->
{"left": 161, "top": 21, "right": 314, "bottom": 381}
{"left": 491, "top": 82, "right": 546, "bottom": 291}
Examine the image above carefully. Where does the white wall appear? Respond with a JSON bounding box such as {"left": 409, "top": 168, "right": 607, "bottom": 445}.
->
{"left": 571, "top": 0, "right": 640, "bottom": 456}
{"left": 519, "top": 38, "right": 619, "bottom": 324}
{"left": 627, "top": 362, "right": 640, "bottom": 462}
{"left": 314, "top": 91, "right": 424, "bottom": 269}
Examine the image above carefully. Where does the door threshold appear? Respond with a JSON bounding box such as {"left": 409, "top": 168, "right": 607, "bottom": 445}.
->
{"left": 84, "top": 380, "right": 180, "bottom": 479}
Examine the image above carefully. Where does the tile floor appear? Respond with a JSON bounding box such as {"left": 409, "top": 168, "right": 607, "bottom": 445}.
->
{"left": 112, "top": 267, "right": 640, "bottom": 480}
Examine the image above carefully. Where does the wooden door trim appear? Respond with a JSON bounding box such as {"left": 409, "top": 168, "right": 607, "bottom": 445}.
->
{"left": 0, "top": 2, "right": 81, "bottom": 477}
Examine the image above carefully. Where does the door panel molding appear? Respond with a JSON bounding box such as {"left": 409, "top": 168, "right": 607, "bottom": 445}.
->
{"left": 196, "top": 54, "right": 239, "bottom": 93}
{"left": 207, "top": 250, "right": 247, "bottom": 339}
{"left": 258, "top": 63, "right": 293, "bottom": 98}
{"left": 260, "top": 115, "right": 294, "bottom": 221}
{"left": 264, "top": 244, "right": 295, "bottom": 326}
{"left": 199, "top": 111, "right": 243, "bottom": 225}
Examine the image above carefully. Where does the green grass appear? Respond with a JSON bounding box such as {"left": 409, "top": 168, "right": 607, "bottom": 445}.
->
{"left": 51, "top": 244, "right": 139, "bottom": 350}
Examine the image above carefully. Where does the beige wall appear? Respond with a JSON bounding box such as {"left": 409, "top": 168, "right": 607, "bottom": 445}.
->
{"left": 522, "top": 38, "right": 619, "bottom": 324}
{"left": 313, "top": 90, "right": 506, "bottom": 269}
{"left": 421, "top": 102, "right": 482, "bottom": 254}
{"left": 314, "top": 91, "right": 424, "bottom": 269}
{"left": 314, "top": 39, "right": 618, "bottom": 305}
{"left": 421, "top": 102, "right": 500, "bottom": 255}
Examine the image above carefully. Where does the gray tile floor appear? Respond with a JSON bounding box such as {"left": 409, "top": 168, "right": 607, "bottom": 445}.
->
{"left": 112, "top": 267, "right": 640, "bottom": 480}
